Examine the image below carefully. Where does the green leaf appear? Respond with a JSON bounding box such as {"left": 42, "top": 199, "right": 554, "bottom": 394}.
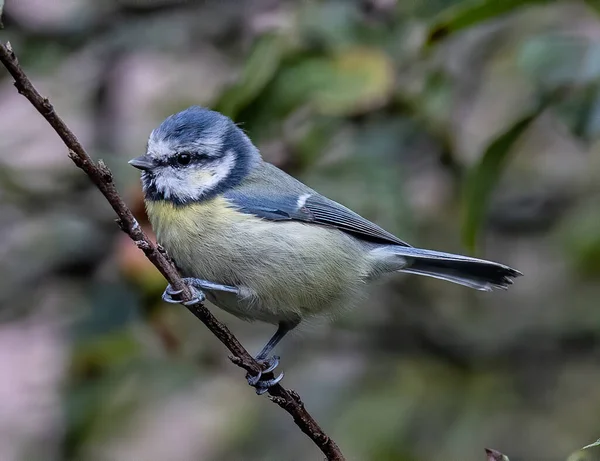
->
{"left": 461, "top": 109, "right": 540, "bottom": 252}
{"left": 215, "top": 33, "right": 290, "bottom": 119}
{"left": 585, "top": 0, "right": 600, "bottom": 16}
{"left": 426, "top": 0, "right": 552, "bottom": 45}
{"left": 485, "top": 448, "right": 510, "bottom": 461}
{"left": 313, "top": 48, "right": 395, "bottom": 115}
{"left": 268, "top": 47, "right": 394, "bottom": 117}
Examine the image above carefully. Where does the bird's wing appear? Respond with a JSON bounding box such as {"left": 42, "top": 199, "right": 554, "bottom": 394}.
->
{"left": 224, "top": 186, "right": 411, "bottom": 247}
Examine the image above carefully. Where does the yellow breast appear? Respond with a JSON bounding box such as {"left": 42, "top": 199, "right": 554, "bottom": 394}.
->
{"left": 145, "top": 197, "right": 242, "bottom": 241}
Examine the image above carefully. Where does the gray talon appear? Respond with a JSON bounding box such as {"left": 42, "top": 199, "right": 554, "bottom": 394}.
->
{"left": 247, "top": 371, "right": 262, "bottom": 387}
{"left": 162, "top": 289, "right": 183, "bottom": 304}
{"left": 254, "top": 372, "right": 284, "bottom": 395}
{"left": 246, "top": 355, "right": 283, "bottom": 393}
{"left": 183, "top": 296, "right": 205, "bottom": 306}
{"left": 166, "top": 286, "right": 184, "bottom": 296}
{"left": 162, "top": 284, "right": 205, "bottom": 305}
{"left": 262, "top": 356, "right": 280, "bottom": 374}
{"left": 182, "top": 287, "right": 206, "bottom": 305}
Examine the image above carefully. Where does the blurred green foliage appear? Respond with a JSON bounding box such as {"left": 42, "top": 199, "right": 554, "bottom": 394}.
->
{"left": 2, "top": 1, "right": 600, "bottom": 461}
{"left": 426, "top": 0, "right": 551, "bottom": 44}
{"left": 461, "top": 108, "right": 539, "bottom": 251}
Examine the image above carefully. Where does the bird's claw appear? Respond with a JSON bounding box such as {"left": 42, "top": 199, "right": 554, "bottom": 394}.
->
{"left": 162, "top": 283, "right": 205, "bottom": 305}
{"left": 254, "top": 372, "right": 284, "bottom": 395}
{"left": 261, "top": 355, "right": 280, "bottom": 374}
{"left": 182, "top": 292, "right": 206, "bottom": 305}
{"left": 166, "top": 286, "right": 184, "bottom": 296}
{"left": 162, "top": 289, "right": 182, "bottom": 304}
{"left": 246, "top": 355, "right": 283, "bottom": 394}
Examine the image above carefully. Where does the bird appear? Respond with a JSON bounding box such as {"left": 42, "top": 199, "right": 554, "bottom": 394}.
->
{"left": 129, "top": 106, "right": 522, "bottom": 394}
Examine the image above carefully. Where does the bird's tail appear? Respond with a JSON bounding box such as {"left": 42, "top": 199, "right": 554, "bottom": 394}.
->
{"left": 391, "top": 247, "right": 522, "bottom": 291}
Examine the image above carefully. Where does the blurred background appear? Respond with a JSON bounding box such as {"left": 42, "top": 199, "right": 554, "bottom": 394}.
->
{"left": 1, "top": 0, "right": 600, "bottom": 460}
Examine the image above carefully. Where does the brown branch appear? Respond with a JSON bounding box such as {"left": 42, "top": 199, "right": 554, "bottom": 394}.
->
{"left": 0, "top": 41, "right": 345, "bottom": 461}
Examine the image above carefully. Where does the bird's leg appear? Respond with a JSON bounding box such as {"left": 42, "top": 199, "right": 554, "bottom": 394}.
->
{"left": 162, "top": 277, "right": 239, "bottom": 306}
{"left": 247, "top": 320, "right": 299, "bottom": 395}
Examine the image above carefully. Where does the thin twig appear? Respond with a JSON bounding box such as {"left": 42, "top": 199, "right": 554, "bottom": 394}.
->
{"left": 0, "top": 41, "right": 345, "bottom": 461}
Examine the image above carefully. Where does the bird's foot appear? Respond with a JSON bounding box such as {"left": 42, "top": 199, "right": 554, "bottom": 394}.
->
{"left": 162, "top": 279, "right": 206, "bottom": 306}
{"left": 162, "top": 277, "right": 240, "bottom": 305}
{"left": 246, "top": 355, "right": 283, "bottom": 395}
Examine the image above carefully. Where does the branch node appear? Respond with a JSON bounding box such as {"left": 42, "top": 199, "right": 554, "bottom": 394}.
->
{"left": 68, "top": 149, "right": 85, "bottom": 168}
{"left": 97, "top": 160, "right": 113, "bottom": 182}
{"left": 115, "top": 217, "right": 125, "bottom": 231}
{"left": 229, "top": 355, "right": 242, "bottom": 366}
{"left": 290, "top": 390, "right": 303, "bottom": 405}
{"left": 269, "top": 395, "right": 287, "bottom": 405}
{"left": 229, "top": 354, "right": 260, "bottom": 374}
{"left": 41, "top": 97, "right": 52, "bottom": 113}
{"left": 135, "top": 240, "right": 151, "bottom": 251}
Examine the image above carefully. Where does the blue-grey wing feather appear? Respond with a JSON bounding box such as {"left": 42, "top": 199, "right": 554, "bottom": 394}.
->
{"left": 224, "top": 163, "right": 410, "bottom": 247}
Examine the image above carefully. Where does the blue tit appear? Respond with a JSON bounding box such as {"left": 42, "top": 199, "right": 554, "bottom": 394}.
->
{"left": 129, "top": 106, "right": 521, "bottom": 393}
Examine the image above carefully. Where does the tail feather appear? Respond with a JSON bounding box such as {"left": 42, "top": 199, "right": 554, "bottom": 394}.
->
{"left": 392, "top": 247, "right": 522, "bottom": 291}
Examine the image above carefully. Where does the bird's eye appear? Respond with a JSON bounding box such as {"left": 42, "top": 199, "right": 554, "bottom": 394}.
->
{"left": 176, "top": 152, "right": 192, "bottom": 166}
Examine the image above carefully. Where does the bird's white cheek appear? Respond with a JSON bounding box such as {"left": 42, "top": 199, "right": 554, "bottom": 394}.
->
{"left": 154, "top": 169, "right": 220, "bottom": 202}
{"left": 208, "top": 150, "right": 236, "bottom": 184}
{"left": 152, "top": 150, "right": 236, "bottom": 201}
{"left": 186, "top": 150, "right": 236, "bottom": 196}
{"left": 188, "top": 170, "right": 219, "bottom": 196}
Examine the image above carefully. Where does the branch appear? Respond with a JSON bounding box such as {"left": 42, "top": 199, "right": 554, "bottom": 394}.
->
{"left": 0, "top": 41, "right": 345, "bottom": 461}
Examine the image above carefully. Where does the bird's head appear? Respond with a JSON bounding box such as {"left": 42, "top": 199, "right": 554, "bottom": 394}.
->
{"left": 129, "top": 106, "right": 260, "bottom": 204}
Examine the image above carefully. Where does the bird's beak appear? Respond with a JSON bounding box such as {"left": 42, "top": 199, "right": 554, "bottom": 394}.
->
{"left": 128, "top": 155, "right": 156, "bottom": 171}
